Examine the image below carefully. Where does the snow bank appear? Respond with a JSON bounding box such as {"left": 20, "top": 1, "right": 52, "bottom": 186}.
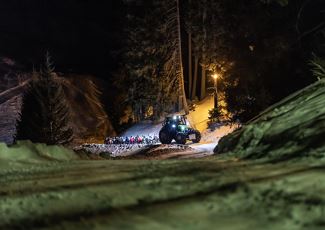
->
{"left": 122, "top": 122, "right": 162, "bottom": 137}
{"left": 216, "top": 79, "right": 325, "bottom": 162}
{"left": 200, "top": 124, "right": 239, "bottom": 143}
{"left": 0, "top": 141, "right": 78, "bottom": 164}
{"left": 75, "top": 143, "right": 146, "bottom": 157}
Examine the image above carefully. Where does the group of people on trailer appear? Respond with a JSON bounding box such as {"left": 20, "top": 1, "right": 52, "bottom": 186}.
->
{"left": 104, "top": 135, "right": 159, "bottom": 145}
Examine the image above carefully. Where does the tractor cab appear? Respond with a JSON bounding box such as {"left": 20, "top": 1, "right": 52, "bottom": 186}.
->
{"left": 164, "top": 115, "right": 186, "bottom": 126}
{"left": 159, "top": 114, "right": 201, "bottom": 145}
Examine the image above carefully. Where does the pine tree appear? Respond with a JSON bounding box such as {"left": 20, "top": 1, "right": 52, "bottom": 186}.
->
{"left": 16, "top": 54, "right": 73, "bottom": 145}
{"left": 310, "top": 55, "right": 325, "bottom": 80}
{"left": 119, "top": 0, "right": 187, "bottom": 120}
{"left": 310, "top": 29, "right": 325, "bottom": 80}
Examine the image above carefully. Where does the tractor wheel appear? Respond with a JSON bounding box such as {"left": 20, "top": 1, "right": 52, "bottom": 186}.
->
{"left": 159, "top": 129, "right": 172, "bottom": 144}
{"left": 175, "top": 133, "right": 187, "bottom": 145}
{"left": 192, "top": 130, "right": 201, "bottom": 143}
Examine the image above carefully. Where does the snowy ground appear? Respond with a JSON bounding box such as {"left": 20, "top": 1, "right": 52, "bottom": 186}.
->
{"left": 1, "top": 144, "right": 325, "bottom": 230}
{"left": 122, "top": 122, "right": 162, "bottom": 137}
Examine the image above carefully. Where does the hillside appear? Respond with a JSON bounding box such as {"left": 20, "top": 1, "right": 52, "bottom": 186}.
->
{"left": 216, "top": 79, "right": 325, "bottom": 162}
{"left": 0, "top": 62, "right": 115, "bottom": 144}
{"left": 60, "top": 74, "right": 116, "bottom": 143}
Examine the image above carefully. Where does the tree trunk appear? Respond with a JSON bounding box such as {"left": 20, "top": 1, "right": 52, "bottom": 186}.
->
{"left": 188, "top": 0, "right": 192, "bottom": 97}
{"left": 176, "top": 0, "right": 189, "bottom": 114}
{"left": 191, "top": 56, "right": 198, "bottom": 100}
{"left": 200, "top": 66, "right": 206, "bottom": 100}
{"left": 188, "top": 32, "right": 192, "bottom": 97}
{"left": 200, "top": 0, "right": 207, "bottom": 100}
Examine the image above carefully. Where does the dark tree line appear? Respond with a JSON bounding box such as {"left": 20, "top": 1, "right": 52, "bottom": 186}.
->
{"left": 184, "top": 0, "right": 324, "bottom": 122}
{"left": 115, "top": 0, "right": 188, "bottom": 122}
{"left": 113, "top": 0, "right": 324, "bottom": 126}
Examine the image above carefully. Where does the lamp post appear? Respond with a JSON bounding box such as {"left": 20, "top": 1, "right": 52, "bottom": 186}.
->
{"left": 212, "top": 73, "right": 218, "bottom": 109}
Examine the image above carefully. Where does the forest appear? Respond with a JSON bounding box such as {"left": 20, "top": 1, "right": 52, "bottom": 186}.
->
{"left": 112, "top": 0, "right": 324, "bottom": 129}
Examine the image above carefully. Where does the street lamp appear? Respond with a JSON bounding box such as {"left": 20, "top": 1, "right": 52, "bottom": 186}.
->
{"left": 212, "top": 73, "right": 218, "bottom": 109}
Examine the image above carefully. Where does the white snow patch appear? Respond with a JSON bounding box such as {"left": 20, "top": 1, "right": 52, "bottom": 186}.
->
{"left": 200, "top": 124, "right": 239, "bottom": 143}
{"left": 189, "top": 124, "right": 238, "bottom": 154}
{"left": 76, "top": 144, "right": 147, "bottom": 157}
{"left": 187, "top": 96, "right": 214, "bottom": 132}
{"left": 122, "top": 122, "right": 162, "bottom": 137}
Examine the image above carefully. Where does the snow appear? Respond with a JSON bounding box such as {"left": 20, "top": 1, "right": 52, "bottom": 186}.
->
{"left": 76, "top": 144, "right": 147, "bottom": 157}
{"left": 122, "top": 122, "right": 162, "bottom": 137}
{"left": 200, "top": 124, "right": 240, "bottom": 143}
{"left": 187, "top": 96, "right": 237, "bottom": 153}
{"left": 0, "top": 141, "right": 78, "bottom": 166}
{"left": 187, "top": 96, "right": 214, "bottom": 132}
{"left": 191, "top": 125, "right": 238, "bottom": 154}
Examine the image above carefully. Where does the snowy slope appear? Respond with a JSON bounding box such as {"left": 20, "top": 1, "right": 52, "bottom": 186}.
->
{"left": 0, "top": 141, "right": 77, "bottom": 168}
{"left": 216, "top": 79, "right": 325, "bottom": 162}
{"left": 122, "top": 122, "right": 162, "bottom": 137}
{"left": 123, "top": 96, "right": 215, "bottom": 137}
{"left": 187, "top": 96, "right": 214, "bottom": 132}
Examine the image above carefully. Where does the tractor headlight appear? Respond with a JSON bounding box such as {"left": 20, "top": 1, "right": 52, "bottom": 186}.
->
{"left": 172, "top": 124, "right": 176, "bottom": 128}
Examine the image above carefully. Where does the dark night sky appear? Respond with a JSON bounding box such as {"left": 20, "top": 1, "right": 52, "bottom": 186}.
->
{"left": 0, "top": 0, "right": 323, "bottom": 79}
{"left": 0, "top": 0, "right": 125, "bottom": 77}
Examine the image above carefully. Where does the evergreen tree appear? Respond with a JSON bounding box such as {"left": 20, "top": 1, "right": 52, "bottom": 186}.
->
{"left": 310, "top": 29, "right": 325, "bottom": 80}
{"left": 118, "top": 0, "right": 187, "bottom": 120}
{"left": 310, "top": 55, "right": 325, "bottom": 80}
{"left": 16, "top": 55, "right": 73, "bottom": 145}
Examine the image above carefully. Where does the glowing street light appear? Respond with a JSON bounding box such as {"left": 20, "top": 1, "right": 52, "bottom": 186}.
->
{"left": 212, "top": 73, "right": 219, "bottom": 109}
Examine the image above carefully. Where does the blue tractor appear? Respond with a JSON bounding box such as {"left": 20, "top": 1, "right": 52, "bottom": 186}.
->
{"left": 159, "top": 115, "right": 201, "bottom": 145}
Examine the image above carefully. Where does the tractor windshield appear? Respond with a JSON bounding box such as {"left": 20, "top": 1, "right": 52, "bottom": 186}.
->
{"left": 163, "top": 115, "right": 187, "bottom": 127}
{"left": 169, "top": 115, "right": 186, "bottom": 125}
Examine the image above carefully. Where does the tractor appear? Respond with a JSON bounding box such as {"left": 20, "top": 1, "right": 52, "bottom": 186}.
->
{"left": 159, "top": 115, "right": 201, "bottom": 145}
